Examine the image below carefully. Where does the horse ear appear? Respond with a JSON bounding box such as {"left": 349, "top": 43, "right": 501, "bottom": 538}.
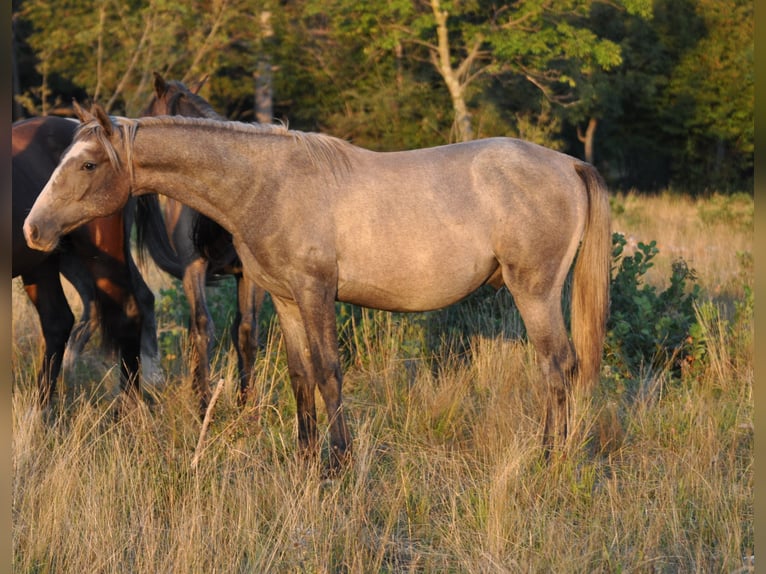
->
{"left": 191, "top": 74, "right": 209, "bottom": 95}
{"left": 91, "top": 103, "right": 113, "bottom": 136}
{"left": 73, "top": 99, "right": 95, "bottom": 123}
{"left": 153, "top": 71, "right": 168, "bottom": 97}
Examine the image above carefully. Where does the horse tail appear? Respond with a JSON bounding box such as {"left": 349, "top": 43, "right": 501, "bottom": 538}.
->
{"left": 192, "top": 214, "right": 240, "bottom": 275}
{"left": 134, "top": 195, "right": 185, "bottom": 278}
{"left": 571, "top": 163, "right": 611, "bottom": 390}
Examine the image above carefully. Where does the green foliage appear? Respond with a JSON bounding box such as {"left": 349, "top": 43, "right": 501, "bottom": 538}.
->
{"left": 663, "top": 0, "right": 753, "bottom": 191}
{"left": 157, "top": 280, "right": 190, "bottom": 327}
{"left": 13, "top": 0, "right": 753, "bottom": 191}
{"left": 16, "top": 0, "right": 266, "bottom": 116}
{"left": 605, "top": 233, "right": 701, "bottom": 383}
{"left": 155, "top": 277, "right": 261, "bottom": 367}
{"left": 156, "top": 280, "right": 190, "bottom": 367}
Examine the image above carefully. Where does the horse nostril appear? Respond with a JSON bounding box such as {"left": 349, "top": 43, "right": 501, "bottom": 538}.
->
{"left": 24, "top": 221, "right": 40, "bottom": 245}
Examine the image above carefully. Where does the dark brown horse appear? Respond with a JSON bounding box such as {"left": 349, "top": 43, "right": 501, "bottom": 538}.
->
{"left": 12, "top": 115, "right": 157, "bottom": 403}
{"left": 24, "top": 105, "right": 610, "bottom": 468}
{"left": 135, "top": 73, "right": 264, "bottom": 415}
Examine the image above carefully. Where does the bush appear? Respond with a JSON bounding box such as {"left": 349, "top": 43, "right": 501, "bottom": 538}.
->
{"left": 605, "top": 233, "right": 701, "bottom": 385}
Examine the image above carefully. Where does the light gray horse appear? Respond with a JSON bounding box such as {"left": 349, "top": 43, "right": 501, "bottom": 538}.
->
{"left": 24, "top": 103, "right": 610, "bottom": 468}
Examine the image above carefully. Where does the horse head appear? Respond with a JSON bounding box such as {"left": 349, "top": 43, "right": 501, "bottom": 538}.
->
{"left": 23, "top": 102, "right": 134, "bottom": 252}
{"left": 143, "top": 72, "right": 216, "bottom": 119}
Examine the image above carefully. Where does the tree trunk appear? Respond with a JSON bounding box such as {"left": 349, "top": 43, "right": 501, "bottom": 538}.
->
{"left": 577, "top": 117, "right": 598, "bottom": 164}
{"left": 254, "top": 60, "right": 273, "bottom": 124}
{"left": 431, "top": 0, "right": 473, "bottom": 142}
{"left": 254, "top": 11, "right": 274, "bottom": 124}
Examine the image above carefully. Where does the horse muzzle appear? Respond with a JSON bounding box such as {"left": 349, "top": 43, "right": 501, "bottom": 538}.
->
{"left": 23, "top": 218, "right": 60, "bottom": 253}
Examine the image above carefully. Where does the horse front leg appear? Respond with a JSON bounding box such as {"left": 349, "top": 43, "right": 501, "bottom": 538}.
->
{"left": 272, "top": 290, "right": 350, "bottom": 470}
{"left": 114, "top": 291, "right": 143, "bottom": 398}
{"left": 125, "top": 238, "right": 159, "bottom": 383}
{"left": 182, "top": 258, "right": 214, "bottom": 418}
{"left": 82, "top": 259, "right": 143, "bottom": 399}
{"left": 123, "top": 197, "right": 159, "bottom": 364}
{"left": 272, "top": 295, "right": 319, "bottom": 456}
{"left": 109, "top": 241, "right": 158, "bottom": 395}
{"left": 23, "top": 260, "right": 74, "bottom": 406}
{"left": 232, "top": 273, "right": 265, "bottom": 407}
{"left": 59, "top": 256, "right": 98, "bottom": 372}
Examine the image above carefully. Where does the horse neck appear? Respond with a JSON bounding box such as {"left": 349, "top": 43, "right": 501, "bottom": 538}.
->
{"left": 130, "top": 122, "right": 266, "bottom": 233}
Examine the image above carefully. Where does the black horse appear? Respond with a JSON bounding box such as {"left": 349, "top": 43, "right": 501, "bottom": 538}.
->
{"left": 136, "top": 73, "right": 264, "bottom": 416}
{"left": 12, "top": 115, "right": 157, "bottom": 403}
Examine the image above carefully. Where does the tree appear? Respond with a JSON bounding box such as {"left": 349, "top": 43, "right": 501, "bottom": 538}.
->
{"left": 556, "top": 0, "right": 659, "bottom": 168}
{"left": 377, "top": 0, "right": 652, "bottom": 142}
{"left": 15, "top": 0, "right": 264, "bottom": 116}
{"left": 664, "top": 0, "right": 753, "bottom": 191}
{"left": 266, "top": 0, "right": 649, "bottom": 145}
{"left": 563, "top": 0, "right": 753, "bottom": 192}
{"left": 264, "top": 0, "right": 456, "bottom": 149}
{"left": 13, "top": 0, "right": 753, "bottom": 193}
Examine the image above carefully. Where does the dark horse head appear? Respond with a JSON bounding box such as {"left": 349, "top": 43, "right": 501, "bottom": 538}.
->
{"left": 140, "top": 72, "right": 240, "bottom": 275}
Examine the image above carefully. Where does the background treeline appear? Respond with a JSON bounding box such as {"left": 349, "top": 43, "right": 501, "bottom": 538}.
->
{"left": 12, "top": 0, "right": 753, "bottom": 194}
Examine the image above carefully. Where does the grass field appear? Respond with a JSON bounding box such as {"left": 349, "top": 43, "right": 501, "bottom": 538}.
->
{"left": 12, "top": 191, "right": 753, "bottom": 572}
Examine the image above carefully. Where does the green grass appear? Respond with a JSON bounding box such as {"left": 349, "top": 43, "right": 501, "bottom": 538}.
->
{"left": 12, "top": 192, "right": 753, "bottom": 573}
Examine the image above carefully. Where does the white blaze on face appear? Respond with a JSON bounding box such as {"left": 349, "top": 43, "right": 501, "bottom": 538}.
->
{"left": 23, "top": 140, "right": 94, "bottom": 251}
{"left": 44, "top": 140, "right": 90, "bottom": 196}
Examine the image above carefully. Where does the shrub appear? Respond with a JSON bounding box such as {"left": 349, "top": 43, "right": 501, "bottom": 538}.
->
{"left": 605, "top": 233, "right": 701, "bottom": 385}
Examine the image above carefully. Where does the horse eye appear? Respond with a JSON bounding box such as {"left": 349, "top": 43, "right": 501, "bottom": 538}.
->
{"left": 81, "top": 161, "right": 97, "bottom": 171}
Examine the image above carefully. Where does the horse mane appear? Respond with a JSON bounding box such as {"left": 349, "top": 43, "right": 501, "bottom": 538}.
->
{"left": 130, "top": 116, "right": 354, "bottom": 173}
{"left": 77, "top": 113, "right": 353, "bottom": 182}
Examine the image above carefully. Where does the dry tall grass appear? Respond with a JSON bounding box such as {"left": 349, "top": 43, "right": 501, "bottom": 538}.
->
{"left": 611, "top": 191, "right": 753, "bottom": 301}
{"left": 13, "top": 192, "right": 753, "bottom": 573}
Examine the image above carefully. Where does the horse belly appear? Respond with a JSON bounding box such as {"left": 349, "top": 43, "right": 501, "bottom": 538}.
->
{"left": 336, "top": 246, "right": 496, "bottom": 312}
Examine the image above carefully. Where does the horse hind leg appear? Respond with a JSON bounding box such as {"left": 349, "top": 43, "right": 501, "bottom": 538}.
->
{"left": 182, "top": 258, "right": 215, "bottom": 418}
{"left": 232, "top": 274, "right": 265, "bottom": 407}
{"left": 505, "top": 278, "right": 576, "bottom": 456}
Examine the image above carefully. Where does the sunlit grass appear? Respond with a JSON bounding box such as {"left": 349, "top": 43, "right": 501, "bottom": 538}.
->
{"left": 611, "top": 190, "right": 752, "bottom": 303}
{"left": 12, "top": 192, "right": 753, "bottom": 572}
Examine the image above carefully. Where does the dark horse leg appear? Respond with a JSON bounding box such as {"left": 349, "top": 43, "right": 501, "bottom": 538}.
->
{"left": 128, "top": 257, "right": 159, "bottom": 382}
{"left": 22, "top": 256, "right": 74, "bottom": 405}
{"left": 82, "top": 275, "right": 143, "bottom": 396}
{"left": 272, "top": 285, "right": 350, "bottom": 471}
{"left": 59, "top": 256, "right": 99, "bottom": 371}
{"left": 60, "top": 249, "right": 157, "bottom": 383}
{"left": 232, "top": 273, "right": 265, "bottom": 407}
{"left": 78, "top": 214, "right": 146, "bottom": 398}
{"left": 123, "top": 201, "right": 159, "bottom": 378}
{"left": 182, "top": 257, "right": 215, "bottom": 417}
